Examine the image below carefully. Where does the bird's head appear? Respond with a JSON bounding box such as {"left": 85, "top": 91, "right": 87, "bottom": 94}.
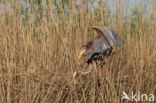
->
{"left": 77, "top": 44, "right": 93, "bottom": 64}
{"left": 77, "top": 46, "right": 87, "bottom": 64}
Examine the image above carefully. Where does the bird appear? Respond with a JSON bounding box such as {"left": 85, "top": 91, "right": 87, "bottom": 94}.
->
{"left": 73, "top": 26, "right": 125, "bottom": 84}
{"left": 73, "top": 26, "right": 125, "bottom": 82}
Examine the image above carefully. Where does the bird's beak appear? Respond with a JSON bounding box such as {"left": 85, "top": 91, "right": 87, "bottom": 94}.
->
{"left": 77, "top": 49, "right": 86, "bottom": 64}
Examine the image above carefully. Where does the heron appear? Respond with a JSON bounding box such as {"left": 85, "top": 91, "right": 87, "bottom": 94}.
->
{"left": 73, "top": 26, "right": 125, "bottom": 84}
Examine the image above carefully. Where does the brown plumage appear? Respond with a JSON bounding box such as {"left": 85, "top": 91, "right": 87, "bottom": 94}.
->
{"left": 78, "top": 26, "right": 124, "bottom": 65}
{"left": 73, "top": 26, "right": 125, "bottom": 84}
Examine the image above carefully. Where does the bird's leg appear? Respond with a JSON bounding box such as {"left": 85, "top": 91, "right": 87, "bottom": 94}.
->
{"left": 81, "top": 64, "right": 92, "bottom": 74}
{"left": 73, "top": 64, "right": 92, "bottom": 85}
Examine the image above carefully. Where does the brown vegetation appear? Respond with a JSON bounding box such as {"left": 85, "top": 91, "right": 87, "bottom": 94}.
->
{"left": 0, "top": 0, "right": 155, "bottom": 103}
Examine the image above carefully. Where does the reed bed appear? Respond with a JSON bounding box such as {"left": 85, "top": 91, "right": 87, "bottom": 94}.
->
{"left": 0, "top": 0, "right": 155, "bottom": 103}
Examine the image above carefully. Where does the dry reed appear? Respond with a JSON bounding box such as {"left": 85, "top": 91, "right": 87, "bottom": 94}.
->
{"left": 0, "top": 0, "right": 155, "bottom": 103}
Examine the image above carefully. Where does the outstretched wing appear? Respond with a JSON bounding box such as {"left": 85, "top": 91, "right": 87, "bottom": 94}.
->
{"left": 92, "top": 26, "right": 124, "bottom": 49}
{"left": 86, "top": 26, "right": 124, "bottom": 64}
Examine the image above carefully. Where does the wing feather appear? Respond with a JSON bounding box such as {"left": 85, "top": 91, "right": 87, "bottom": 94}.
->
{"left": 85, "top": 26, "right": 124, "bottom": 65}
{"left": 92, "top": 26, "right": 124, "bottom": 49}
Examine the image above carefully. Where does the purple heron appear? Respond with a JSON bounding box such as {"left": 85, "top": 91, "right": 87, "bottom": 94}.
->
{"left": 76, "top": 26, "right": 125, "bottom": 75}
{"left": 73, "top": 26, "right": 124, "bottom": 84}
